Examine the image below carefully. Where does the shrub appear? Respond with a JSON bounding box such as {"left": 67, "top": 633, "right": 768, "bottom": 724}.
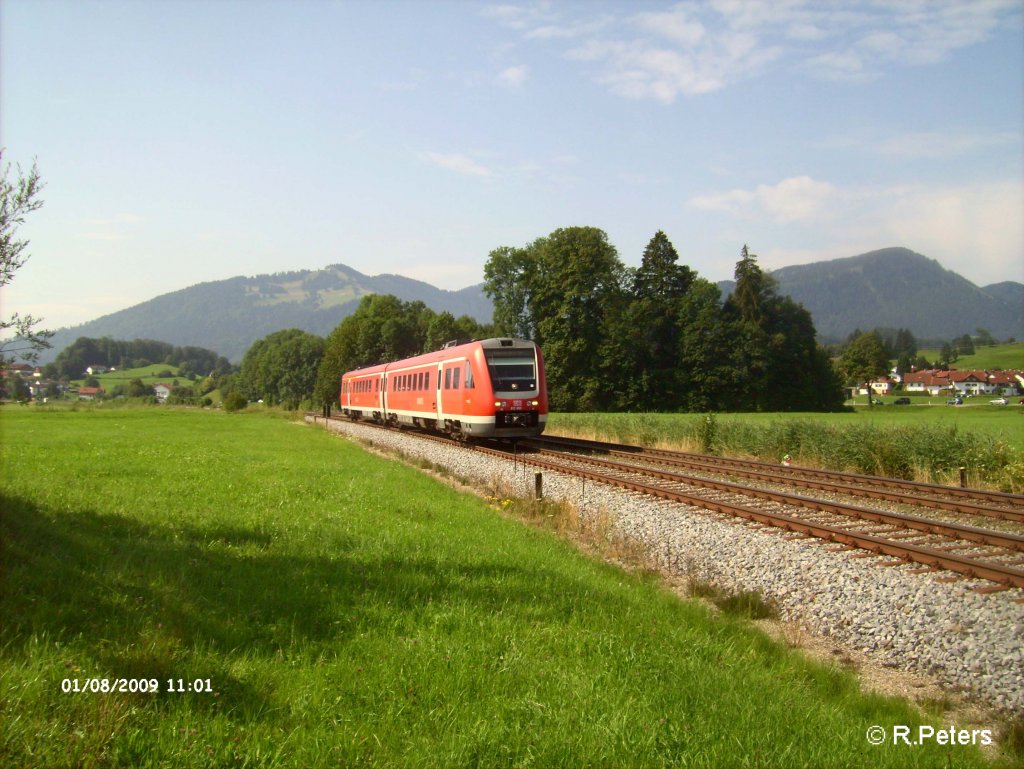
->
{"left": 222, "top": 392, "right": 248, "bottom": 412}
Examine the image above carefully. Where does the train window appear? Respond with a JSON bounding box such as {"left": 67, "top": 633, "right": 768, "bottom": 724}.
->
{"left": 485, "top": 348, "right": 537, "bottom": 392}
{"left": 444, "top": 368, "right": 451, "bottom": 390}
{"left": 453, "top": 367, "right": 460, "bottom": 389}
{"left": 465, "top": 365, "right": 474, "bottom": 389}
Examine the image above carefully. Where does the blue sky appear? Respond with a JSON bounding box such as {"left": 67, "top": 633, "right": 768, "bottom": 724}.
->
{"left": 3, "top": 0, "right": 1022, "bottom": 330}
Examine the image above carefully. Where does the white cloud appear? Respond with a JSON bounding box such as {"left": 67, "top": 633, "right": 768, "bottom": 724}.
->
{"left": 692, "top": 176, "right": 1024, "bottom": 285}
{"left": 419, "top": 152, "right": 492, "bottom": 178}
{"left": 481, "top": 2, "right": 556, "bottom": 31}
{"left": 822, "top": 128, "right": 1021, "bottom": 161}
{"left": 690, "top": 175, "right": 836, "bottom": 223}
{"left": 879, "top": 180, "right": 1024, "bottom": 284}
{"left": 875, "top": 131, "right": 1020, "bottom": 159}
{"left": 492, "top": 0, "right": 1022, "bottom": 101}
{"left": 567, "top": 13, "right": 780, "bottom": 102}
{"left": 498, "top": 64, "right": 528, "bottom": 87}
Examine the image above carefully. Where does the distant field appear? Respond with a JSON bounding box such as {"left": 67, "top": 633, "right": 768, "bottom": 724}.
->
{"left": 0, "top": 406, "right": 1002, "bottom": 768}
{"left": 917, "top": 341, "right": 1024, "bottom": 370}
{"left": 72, "top": 364, "right": 187, "bottom": 389}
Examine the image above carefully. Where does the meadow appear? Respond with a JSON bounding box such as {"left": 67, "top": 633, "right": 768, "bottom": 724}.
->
{"left": 1, "top": 405, "right": 1013, "bottom": 767}
{"left": 73, "top": 363, "right": 187, "bottom": 388}
{"left": 916, "top": 341, "right": 1023, "bottom": 371}
{"left": 548, "top": 406, "right": 1024, "bottom": 492}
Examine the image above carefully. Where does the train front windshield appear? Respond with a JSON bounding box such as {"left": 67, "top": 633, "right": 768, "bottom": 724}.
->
{"left": 485, "top": 348, "right": 537, "bottom": 393}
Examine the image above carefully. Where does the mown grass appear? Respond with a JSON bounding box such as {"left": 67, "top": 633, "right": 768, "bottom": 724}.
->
{"left": 0, "top": 405, "right": 1013, "bottom": 767}
{"left": 548, "top": 411, "right": 1024, "bottom": 492}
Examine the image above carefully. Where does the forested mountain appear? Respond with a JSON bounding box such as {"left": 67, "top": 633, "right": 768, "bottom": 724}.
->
{"left": 42, "top": 265, "right": 490, "bottom": 363}
{"left": 41, "top": 247, "right": 1021, "bottom": 364}
{"left": 718, "top": 248, "right": 1022, "bottom": 343}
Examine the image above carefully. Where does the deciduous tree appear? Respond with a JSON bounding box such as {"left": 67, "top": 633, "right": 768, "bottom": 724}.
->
{"left": 1, "top": 150, "right": 52, "bottom": 364}
{"left": 838, "top": 331, "right": 890, "bottom": 406}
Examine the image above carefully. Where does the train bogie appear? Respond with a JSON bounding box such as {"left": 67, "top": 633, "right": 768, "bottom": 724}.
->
{"left": 340, "top": 338, "right": 547, "bottom": 440}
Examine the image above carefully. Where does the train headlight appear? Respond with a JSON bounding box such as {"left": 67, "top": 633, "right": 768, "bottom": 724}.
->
{"left": 530, "top": 400, "right": 539, "bottom": 407}
{"left": 494, "top": 400, "right": 504, "bottom": 408}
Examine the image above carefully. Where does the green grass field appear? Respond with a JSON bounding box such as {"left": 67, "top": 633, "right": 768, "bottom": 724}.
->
{"left": 73, "top": 364, "right": 187, "bottom": 389}
{"left": 916, "top": 342, "right": 1024, "bottom": 371}
{"left": 1, "top": 406, "right": 1014, "bottom": 767}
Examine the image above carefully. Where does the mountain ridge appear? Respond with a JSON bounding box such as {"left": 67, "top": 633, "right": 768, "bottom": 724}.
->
{"left": 42, "top": 265, "right": 491, "bottom": 363}
{"left": 718, "top": 247, "right": 1022, "bottom": 343}
{"left": 40, "top": 247, "right": 1022, "bottom": 363}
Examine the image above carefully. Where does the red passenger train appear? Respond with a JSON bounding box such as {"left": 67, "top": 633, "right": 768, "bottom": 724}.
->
{"left": 340, "top": 338, "right": 548, "bottom": 439}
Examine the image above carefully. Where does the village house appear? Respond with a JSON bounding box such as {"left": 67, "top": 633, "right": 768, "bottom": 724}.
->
{"left": 77, "top": 387, "right": 104, "bottom": 401}
{"left": 903, "top": 369, "right": 1024, "bottom": 397}
{"left": 153, "top": 383, "right": 173, "bottom": 403}
{"left": 865, "top": 377, "right": 896, "bottom": 397}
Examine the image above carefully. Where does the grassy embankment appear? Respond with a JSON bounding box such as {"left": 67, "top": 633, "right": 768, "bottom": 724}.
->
{"left": 548, "top": 408, "right": 1024, "bottom": 492}
{"left": 1, "top": 406, "right": 1015, "bottom": 767}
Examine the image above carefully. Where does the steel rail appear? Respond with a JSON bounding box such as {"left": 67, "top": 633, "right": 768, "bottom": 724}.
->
{"left": 486, "top": 445, "right": 1024, "bottom": 590}
{"left": 310, "top": 416, "right": 1024, "bottom": 589}
{"left": 540, "top": 443, "right": 1021, "bottom": 523}
{"left": 530, "top": 435, "right": 1024, "bottom": 519}
{"left": 526, "top": 448, "right": 1024, "bottom": 553}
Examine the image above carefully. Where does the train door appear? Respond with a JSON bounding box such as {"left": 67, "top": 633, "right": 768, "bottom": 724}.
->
{"left": 440, "top": 361, "right": 467, "bottom": 430}
{"left": 435, "top": 363, "right": 444, "bottom": 425}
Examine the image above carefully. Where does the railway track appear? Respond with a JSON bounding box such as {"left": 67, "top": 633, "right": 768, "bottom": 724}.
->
{"left": 527, "top": 435, "right": 1024, "bottom": 522}
{"left": 311, "top": 416, "right": 1024, "bottom": 594}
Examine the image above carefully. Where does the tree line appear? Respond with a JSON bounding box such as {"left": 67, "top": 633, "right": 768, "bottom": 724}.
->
{"left": 484, "top": 228, "right": 842, "bottom": 412}
{"left": 47, "top": 337, "right": 232, "bottom": 381}
{"left": 225, "top": 228, "right": 844, "bottom": 413}
{"left": 38, "top": 228, "right": 845, "bottom": 413}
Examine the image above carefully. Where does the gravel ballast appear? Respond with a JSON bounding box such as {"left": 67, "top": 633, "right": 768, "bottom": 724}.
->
{"left": 310, "top": 417, "right": 1024, "bottom": 716}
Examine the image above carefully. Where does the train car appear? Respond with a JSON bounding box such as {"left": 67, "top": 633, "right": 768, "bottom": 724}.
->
{"left": 340, "top": 338, "right": 547, "bottom": 439}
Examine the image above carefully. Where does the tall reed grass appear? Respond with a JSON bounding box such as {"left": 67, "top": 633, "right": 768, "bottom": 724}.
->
{"left": 548, "top": 413, "right": 1024, "bottom": 492}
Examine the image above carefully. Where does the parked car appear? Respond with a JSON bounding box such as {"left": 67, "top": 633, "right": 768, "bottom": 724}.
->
{"left": 893, "top": 397, "right": 911, "bottom": 405}
{"left": 990, "top": 397, "right": 1008, "bottom": 405}
{"left": 946, "top": 396, "right": 963, "bottom": 405}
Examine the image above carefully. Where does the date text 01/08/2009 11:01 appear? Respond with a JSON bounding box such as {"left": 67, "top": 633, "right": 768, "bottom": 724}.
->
{"left": 60, "top": 678, "right": 214, "bottom": 694}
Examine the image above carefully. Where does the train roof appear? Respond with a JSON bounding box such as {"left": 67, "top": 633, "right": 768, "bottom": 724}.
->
{"left": 342, "top": 338, "right": 537, "bottom": 377}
